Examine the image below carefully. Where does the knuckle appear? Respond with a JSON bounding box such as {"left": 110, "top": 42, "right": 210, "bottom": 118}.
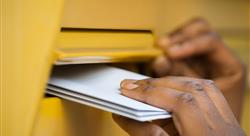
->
{"left": 142, "top": 85, "right": 154, "bottom": 92}
{"left": 138, "top": 85, "right": 154, "bottom": 103}
{"left": 177, "top": 93, "right": 195, "bottom": 105}
{"left": 202, "top": 79, "right": 215, "bottom": 87}
{"left": 202, "top": 79, "right": 220, "bottom": 92}
{"left": 184, "top": 80, "right": 204, "bottom": 91}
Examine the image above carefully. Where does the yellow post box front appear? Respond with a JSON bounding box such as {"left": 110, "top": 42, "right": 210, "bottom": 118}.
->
{"left": 3, "top": 0, "right": 162, "bottom": 136}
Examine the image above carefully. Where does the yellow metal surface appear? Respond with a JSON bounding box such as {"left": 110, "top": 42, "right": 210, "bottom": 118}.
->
{"left": 34, "top": 97, "right": 127, "bottom": 136}
{"left": 34, "top": 64, "right": 142, "bottom": 136}
{"left": 55, "top": 29, "right": 161, "bottom": 64}
{"left": 61, "top": 0, "right": 161, "bottom": 30}
{"left": 33, "top": 98, "right": 68, "bottom": 136}
{"left": 241, "top": 89, "right": 250, "bottom": 135}
{"left": 61, "top": 0, "right": 248, "bottom": 34}
{"left": 2, "top": 0, "right": 64, "bottom": 136}
{"left": 55, "top": 48, "right": 161, "bottom": 64}
{"left": 57, "top": 29, "right": 154, "bottom": 49}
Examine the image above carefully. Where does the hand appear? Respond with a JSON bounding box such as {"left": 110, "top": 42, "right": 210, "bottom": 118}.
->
{"left": 113, "top": 77, "right": 246, "bottom": 136}
{"left": 152, "top": 18, "right": 247, "bottom": 120}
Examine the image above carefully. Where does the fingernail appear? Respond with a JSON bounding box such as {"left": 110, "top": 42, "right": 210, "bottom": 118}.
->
{"left": 121, "top": 82, "right": 138, "bottom": 90}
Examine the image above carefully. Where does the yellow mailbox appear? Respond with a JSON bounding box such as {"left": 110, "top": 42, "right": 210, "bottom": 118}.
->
{"left": 3, "top": 0, "right": 162, "bottom": 136}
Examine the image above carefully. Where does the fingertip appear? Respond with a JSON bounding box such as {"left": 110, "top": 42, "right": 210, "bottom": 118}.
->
{"left": 121, "top": 79, "right": 136, "bottom": 86}
{"left": 121, "top": 88, "right": 140, "bottom": 102}
{"left": 121, "top": 79, "right": 138, "bottom": 90}
{"left": 157, "top": 37, "right": 170, "bottom": 49}
{"left": 120, "top": 88, "right": 129, "bottom": 96}
{"left": 152, "top": 55, "right": 171, "bottom": 77}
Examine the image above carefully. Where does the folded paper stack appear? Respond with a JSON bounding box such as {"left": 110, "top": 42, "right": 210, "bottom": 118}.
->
{"left": 47, "top": 64, "right": 170, "bottom": 121}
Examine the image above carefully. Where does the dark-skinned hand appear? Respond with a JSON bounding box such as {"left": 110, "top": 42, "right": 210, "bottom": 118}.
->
{"left": 152, "top": 18, "right": 247, "bottom": 120}
{"left": 113, "top": 77, "right": 246, "bottom": 136}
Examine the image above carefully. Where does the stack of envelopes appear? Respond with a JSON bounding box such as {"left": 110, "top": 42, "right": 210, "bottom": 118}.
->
{"left": 47, "top": 65, "right": 170, "bottom": 121}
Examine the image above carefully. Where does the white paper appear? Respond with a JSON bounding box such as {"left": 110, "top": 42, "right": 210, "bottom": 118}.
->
{"left": 46, "top": 90, "right": 170, "bottom": 121}
{"left": 47, "top": 64, "right": 170, "bottom": 121}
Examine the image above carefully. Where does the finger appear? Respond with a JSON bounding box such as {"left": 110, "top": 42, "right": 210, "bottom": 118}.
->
{"left": 157, "top": 36, "right": 171, "bottom": 50}
{"left": 121, "top": 85, "right": 211, "bottom": 135}
{"left": 168, "top": 33, "right": 218, "bottom": 59}
{"left": 122, "top": 77, "right": 226, "bottom": 131}
{"left": 169, "top": 18, "right": 211, "bottom": 44}
{"left": 203, "top": 80, "right": 239, "bottom": 124}
{"left": 122, "top": 80, "right": 206, "bottom": 115}
{"left": 169, "top": 18, "right": 210, "bottom": 35}
{"left": 158, "top": 18, "right": 211, "bottom": 50}
{"left": 152, "top": 55, "right": 171, "bottom": 77}
{"left": 112, "top": 114, "right": 169, "bottom": 136}
{"left": 121, "top": 85, "right": 180, "bottom": 111}
{"left": 126, "top": 76, "right": 237, "bottom": 125}
{"left": 165, "top": 61, "right": 201, "bottom": 77}
{"left": 120, "top": 79, "right": 138, "bottom": 90}
{"left": 122, "top": 76, "right": 201, "bottom": 92}
{"left": 151, "top": 56, "right": 201, "bottom": 78}
{"left": 121, "top": 79, "right": 155, "bottom": 89}
{"left": 181, "top": 18, "right": 211, "bottom": 39}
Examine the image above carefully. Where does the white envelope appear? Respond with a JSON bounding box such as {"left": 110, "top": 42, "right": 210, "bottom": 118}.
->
{"left": 47, "top": 64, "right": 170, "bottom": 121}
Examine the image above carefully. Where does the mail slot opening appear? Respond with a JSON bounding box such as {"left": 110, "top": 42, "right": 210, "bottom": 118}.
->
{"left": 54, "top": 28, "right": 162, "bottom": 65}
